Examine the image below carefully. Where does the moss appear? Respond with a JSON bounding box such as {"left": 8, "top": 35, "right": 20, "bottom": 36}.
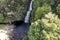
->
{"left": 0, "top": 24, "right": 5, "bottom": 29}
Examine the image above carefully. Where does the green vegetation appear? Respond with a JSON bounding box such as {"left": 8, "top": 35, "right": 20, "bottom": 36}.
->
{"left": 0, "top": 0, "right": 30, "bottom": 23}
{"left": 0, "top": 0, "right": 60, "bottom": 40}
{"left": 0, "top": 13, "right": 4, "bottom": 22}
{"left": 30, "top": 0, "right": 54, "bottom": 22}
{"left": 57, "top": 4, "right": 60, "bottom": 16}
{"left": 29, "top": 0, "right": 60, "bottom": 40}
{"left": 34, "top": 5, "right": 51, "bottom": 20}
{"left": 28, "top": 12, "right": 60, "bottom": 40}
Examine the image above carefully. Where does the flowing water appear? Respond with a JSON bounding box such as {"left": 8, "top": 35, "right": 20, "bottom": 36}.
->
{"left": 0, "top": 0, "right": 33, "bottom": 40}
{"left": 24, "top": 0, "right": 34, "bottom": 23}
{"left": 13, "top": 0, "right": 34, "bottom": 40}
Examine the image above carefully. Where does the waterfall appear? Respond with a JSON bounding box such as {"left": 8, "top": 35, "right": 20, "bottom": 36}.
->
{"left": 24, "top": 0, "right": 34, "bottom": 23}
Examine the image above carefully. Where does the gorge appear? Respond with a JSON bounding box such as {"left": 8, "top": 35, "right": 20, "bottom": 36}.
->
{"left": 0, "top": 0, "right": 34, "bottom": 40}
{"left": 14, "top": 0, "right": 34, "bottom": 40}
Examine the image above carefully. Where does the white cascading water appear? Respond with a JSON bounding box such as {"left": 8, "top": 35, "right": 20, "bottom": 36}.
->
{"left": 24, "top": 0, "right": 34, "bottom": 23}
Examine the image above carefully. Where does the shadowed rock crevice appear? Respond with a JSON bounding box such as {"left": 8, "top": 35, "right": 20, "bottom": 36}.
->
{"left": 11, "top": 20, "right": 24, "bottom": 26}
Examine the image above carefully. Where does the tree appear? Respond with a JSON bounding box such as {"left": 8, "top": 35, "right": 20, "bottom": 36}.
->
{"left": 28, "top": 12, "right": 60, "bottom": 40}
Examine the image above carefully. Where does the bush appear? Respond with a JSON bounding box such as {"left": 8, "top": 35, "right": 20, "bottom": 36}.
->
{"left": 28, "top": 12, "right": 60, "bottom": 40}
{"left": 56, "top": 4, "right": 60, "bottom": 16}
{"left": 30, "top": 0, "right": 54, "bottom": 22}
{"left": 33, "top": 0, "right": 54, "bottom": 7}
{"left": 34, "top": 5, "right": 51, "bottom": 20}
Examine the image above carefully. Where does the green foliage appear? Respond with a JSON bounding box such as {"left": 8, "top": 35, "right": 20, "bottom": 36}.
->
{"left": 56, "top": 4, "right": 60, "bottom": 16}
{"left": 33, "top": 0, "right": 54, "bottom": 7}
{"left": 0, "top": 13, "right": 4, "bottom": 22}
{"left": 34, "top": 5, "right": 51, "bottom": 20}
{"left": 31, "top": 0, "right": 54, "bottom": 22}
{"left": 0, "top": 0, "right": 7, "bottom": 4}
{"left": 28, "top": 20, "right": 41, "bottom": 40}
{"left": 0, "top": 0, "right": 30, "bottom": 23}
{"left": 23, "top": 35, "right": 28, "bottom": 40}
{"left": 46, "top": 0, "right": 54, "bottom": 5}
{"left": 0, "top": 13, "right": 12, "bottom": 23}
{"left": 28, "top": 12, "right": 60, "bottom": 40}
{"left": 15, "top": 5, "right": 21, "bottom": 11}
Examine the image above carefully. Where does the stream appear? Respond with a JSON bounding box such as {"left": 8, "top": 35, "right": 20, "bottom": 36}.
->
{"left": 13, "top": 0, "right": 34, "bottom": 40}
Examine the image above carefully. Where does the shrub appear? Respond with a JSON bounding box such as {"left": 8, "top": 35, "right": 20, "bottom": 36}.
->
{"left": 34, "top": 5, "right": 51, "bottom": 20}
{"left": 30, "top": 0, "right": 54, "bottom": 22}
{"left": 28, "top": 12, "right": 60, "bottom": 40}
{"left": 56, "top": 4, "right": 60, "bottom": 16}
{"left": 33, "top": 0, "right": 54, "bottom": 7}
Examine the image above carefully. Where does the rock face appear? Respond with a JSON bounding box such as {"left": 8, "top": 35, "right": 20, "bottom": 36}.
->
{"left": 0, "top": 30, "right": 10, "bottom": 40}
{"left": 0, "top": 25, "right": 14, "bottom": 40}
{"left": 0, "top": 0, "right": 30, "bottom": 23}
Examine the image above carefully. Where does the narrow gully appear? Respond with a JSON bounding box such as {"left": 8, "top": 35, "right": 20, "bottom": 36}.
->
{"left": 13, "top": 0, "right": 34, "bottom": 40}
